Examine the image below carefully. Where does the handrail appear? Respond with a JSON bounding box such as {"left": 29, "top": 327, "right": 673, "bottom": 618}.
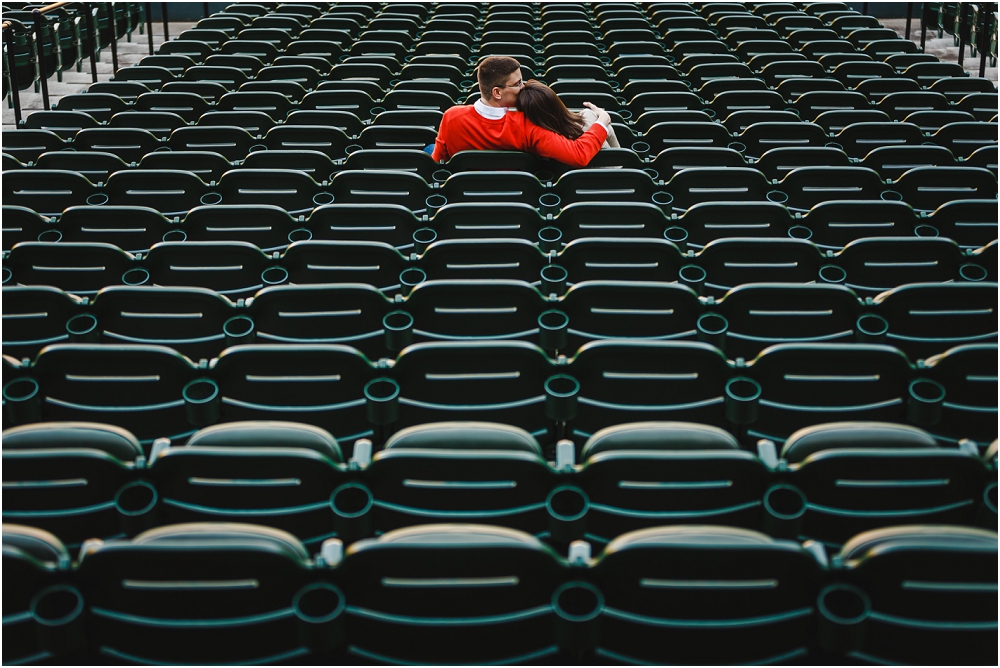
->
{"left": 1, "top": 20, "right": 12, "bottom": 29}
{"left": 36, "top": 1, "right": 75, "bottom": 14}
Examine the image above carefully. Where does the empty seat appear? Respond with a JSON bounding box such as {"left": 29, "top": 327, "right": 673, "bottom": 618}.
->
{"left": 590, "top": 525, "right": 824, "bottom": 664}
{"left": 828, "top": 525, "right": 997, "bottom": 665}
{"left": 3, "top": 422, "right": 143, "bottom": 547}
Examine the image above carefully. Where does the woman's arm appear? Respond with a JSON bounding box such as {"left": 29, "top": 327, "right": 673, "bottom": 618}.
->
{"left": 523, "top": 119, "right": 609, "bottom": 168}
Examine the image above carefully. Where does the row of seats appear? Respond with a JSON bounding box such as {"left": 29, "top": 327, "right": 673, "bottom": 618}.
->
{"left": 5, "top": 519, "right": 997, "bottom": 666}
{"left": 7, "top": 118, "right": 998, "bottom": 170}
{"left": 4, "top": 418, "right": 996, "bottom": 551}
{"left": 3, "top": 340, "right": 995, "bottom": 450}
{"left": 4, "top": 196, "right": 997, "bottom": 253}
{"left": 4, "top": 280, "right": 995, "bottom": 362}
{"left": 4, "top": 235, "right": 994, "bottom": 299}
{"left": 4, "top": 164, "right": 997, "bottom": 219}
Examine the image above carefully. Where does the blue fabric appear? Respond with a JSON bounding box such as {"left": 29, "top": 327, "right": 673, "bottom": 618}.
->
{"left": 422, "top": 144, "right": 435, "bottom": 155}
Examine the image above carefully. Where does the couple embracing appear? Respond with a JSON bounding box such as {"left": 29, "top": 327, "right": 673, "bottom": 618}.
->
{"left": 431, "top": 55, "right": 620, "bottom": 167}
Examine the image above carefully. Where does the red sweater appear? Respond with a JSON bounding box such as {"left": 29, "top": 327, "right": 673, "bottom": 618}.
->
{"left": 432, "top": 104, "right": 609, "bottom": 167}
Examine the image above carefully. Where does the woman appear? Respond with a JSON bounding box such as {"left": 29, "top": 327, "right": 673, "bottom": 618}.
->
{"left": 517, "top": 80, "right": 620, "bottom": 149}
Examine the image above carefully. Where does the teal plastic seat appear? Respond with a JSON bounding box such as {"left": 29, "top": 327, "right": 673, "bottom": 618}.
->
{"left": 925, "top": 343, "right": 999, "bottom": 448}
{"left": 336, "top": 524, "right": 562, "bottom": 664}
{"left": 248, "top": 283, "right": 393, "bottom": 361}
{"left": 145, "top": 241, "right": 273, "bottom": 299}
{"left": 590, "top": 525, "right": 823, "bottom": 664}
{"left": 1, "top": 285, "right": 81, "bottom": 357}
{"left": 829, "top": 525, "right": 997, "bottom": 665}
{"left": 3, "top": 422, "right": 143, "bottom": 548}
{"left": 153, "top": 422, "right": 346, "bottom": 544}
{"left": 560, "top": 281, "right": 702, "bottom": 352}
{"left": 2, "top": 525, "right": 74, "bottom": 664}
{"left": 89, "top": 286, "right": 237, "bottom": 360}
{"left": 77, "top": 522, "right": 324, "bottom": 664}
{"left": 281, "top": 240, "right": 410, "bottom": 293}
{"left": 212, "top": 344, "right": 378, "bottom": 446}
{"left": 55, "top": 205, "right": 172, "bottom": 252}
{"left": 3, "top": 242, "right": 134, "bottom": 297}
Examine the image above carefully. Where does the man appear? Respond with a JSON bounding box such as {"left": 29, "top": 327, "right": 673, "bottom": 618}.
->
{"left": 431, "top": 56, "right": 612, "bottom": 167}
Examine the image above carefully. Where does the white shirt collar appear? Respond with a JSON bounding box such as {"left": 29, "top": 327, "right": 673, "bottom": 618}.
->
{"left": 474, "top": 98, "right": 516, "bottom": 119}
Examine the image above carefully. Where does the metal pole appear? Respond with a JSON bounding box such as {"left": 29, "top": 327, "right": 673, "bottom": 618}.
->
{"left": 203, "top": 3, "right": 209, "bottom": 18}
{"left": 979, "top": 4, "right": 992, "bottom": 78}
{"left": 32, "top": 9, "right": 50, "bottom": 110}
{"left": 958, "top": 2, "right": 967, "bottom": 66}
{"left": 862, "top": 3, "right": 869, "bottom": 15}
{"left": 905, "top": 3, "right": 913, "bottom": 39}
{"left": 920, "top": 2, "right": 928, "bottom": 52}
{"left": 4, "top": 24, "right": 23, "bottom": 126}
{"left": 161, "top": 2, "right": 169, "bottom": 41}
{"left": 84, "top": 2, "right": 98, "bottom": 82}
{"left": 106, "top": 2, "right": 118, "bottom": 73}
{"left": 145, "top": 2, "right": 154, "bottom": 54}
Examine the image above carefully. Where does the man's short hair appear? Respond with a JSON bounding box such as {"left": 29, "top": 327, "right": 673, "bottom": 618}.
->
{"left": 476, "top": 56, "right": 521, "bottom": 98}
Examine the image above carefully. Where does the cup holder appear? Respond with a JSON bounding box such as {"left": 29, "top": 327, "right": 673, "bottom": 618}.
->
{"left": 288, "top": 227, "right": 312, "bottom": 243}
{"left": 383, "top": 310, "right": 414, "bottom": 353}
{"left": 678, "top": 263, "right": 706, "bottom": 294}
{"left": 369, "top": 107, "right": 386, "bottom": 116}
{"left": 817, "top": 584, "right": 870, "bottom": 653}
{"left": 2, "top": 266, "right": 11, "bottom": 284}
{"left": 412, "top": 227, "right": 437, "bottom": 255}
{"left": 818, "top": 264, "right": 846, "bottom": 284}
{"left": 425, "top": 194, "right": 447, "bottom": 216}
{"left": 312, "top": 192, "right": 335, "bottom": 206}
{"left": 538, "top": 309, "right": 569, "bottom": 352}
{"left": 727, "top": 141, "right": 746, "bottom": 153}
{"left": 763, "top": 483, "right": 807, "bottom": 538}
{"left": 534, "top": 170, "right": 555, "bottom": 183}
{"left": 696, "top": 312, "right": 728, "bottom": 351}
{"left": 330, "top": 482, "right": 374, "bottom": 542}
{"left": 552, "top": 581, "right": 603, "bottom": 652}
{"left": 959, "top": 263, "right": 987, "bottom": 282}
{"left": 162, "top": 229, "right": 187, "bottom": 243}
{"left": 724, "top": 376, "right": 761, "bottom": 426}
{"left": 399, "top": 267, "right": 426, "bottom": 296}
{"left": 293, "top": 583, "right": 346, "bottom": 653}
{"left": 122, "top": 267, "right": 150, "bottom": 286}
{"left": 631, "top": 141, "right": 650, "bottom": 159}
{"left": 223, "top": 315, "right": 255, "bottom": 345}
{"left": 642, "top": 167, "right": 659, "bottom": 181}
{"left": 913, "top": 224, "right": 939, "bottom": 238}
{"left": 364, "top": 377, "right": 400, "bottom": 426}
{"left": 980, "top": 482, "right": 998, "bottom": 526}
{"left": 540, "top": 263, "right": 568, "bottom": 296}
{"left": 200, "top": 192, "right": 223, "bottom": 205}
{"left": 37, "top": 229, "right": 63, "bottom": 243}
{"left": 855, "top": 313, "right": 888, "bottom": 344}
{"left": 261, "top": 266, "right": 289, "bottom": 286}
{"left": 248, "top": 144, "right": 267, "bottom": 153}
{"left": 538, "top": 192, "right": 562, "bottom": 215}
{"left": 906, "top": 378, "right": 945, "bottom": 427}
{"left": 538, "top": 226, "right": 563, "bottom": 253}
{"left": 431, "top": 168, "right": 452, "bottom": 184}
{"left": 879, "top": 190, "right": 903, "bottom": 202}
{"left": 3, "top": 377, "right": 42, "bottom": 424}
{"left": 30, "top": 585, "right": 86, "bottom": 654}
{"left": 85, "top": 193, "right": 109, "bottom": 206}
{"left": 765, "top": 190, "right": 788, "bottom": 204}
{"left": 182, "top": 378, "right": 220, "bottom": 427}
{"left": 345, "top": 144, "right": 363, "bottom": 155}
{"left": 651, "top": 191, "right": 674, "bottom": 207}
{"left": 787, "top": 225, "right": 812, "bottom": 240}
{"left": 663, "top": 226, "right": 688, "bottom": 244}
{"left": 115, "top": 480, "right": 159, "bottom": 536}
{"left": 66, "top": 313, "right": 99, "bottom": 343}
{"left": 544, "top": 374, "right": 579, "bottom": 422}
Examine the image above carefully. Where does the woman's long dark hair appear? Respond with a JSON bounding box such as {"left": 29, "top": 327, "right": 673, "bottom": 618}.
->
{"left": 518, "top": 80, "right": 586, "bottom": 139}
